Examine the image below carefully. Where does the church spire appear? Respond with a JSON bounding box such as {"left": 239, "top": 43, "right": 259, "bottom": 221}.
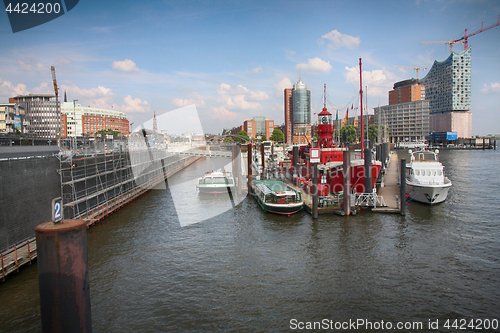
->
{"left": 153, "top": 111, "right": 157, "bottom": 133}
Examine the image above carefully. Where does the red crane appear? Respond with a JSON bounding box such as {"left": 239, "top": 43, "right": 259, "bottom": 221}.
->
{"left": 421, "top": 15, "right": 500, "bottom": 53}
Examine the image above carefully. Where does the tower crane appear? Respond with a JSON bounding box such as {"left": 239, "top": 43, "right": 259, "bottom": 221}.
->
{"left": 51, "top": 66, "right": 61, "bottom": 142}
{"left": 421, "top": 15, "right": 500, "bottom": 53}
{"left": 392, "top": 66, "right": 427, "bottom": 79}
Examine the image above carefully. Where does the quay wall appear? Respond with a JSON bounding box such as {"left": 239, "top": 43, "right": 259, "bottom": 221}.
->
{"left": 0, "top": 156, "right": 60, "bottom": 252}
{"left": 1, "top": 150, "right": 201, "bottom": 256}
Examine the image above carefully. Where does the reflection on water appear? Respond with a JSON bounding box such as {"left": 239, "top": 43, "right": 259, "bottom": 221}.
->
{"left": 0, "top": 151, "right": 499, "bottom": 332}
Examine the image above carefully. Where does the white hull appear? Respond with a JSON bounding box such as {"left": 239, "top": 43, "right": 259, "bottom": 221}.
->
{"left": 406, "top": 179, "right": 451, "bottom": 204}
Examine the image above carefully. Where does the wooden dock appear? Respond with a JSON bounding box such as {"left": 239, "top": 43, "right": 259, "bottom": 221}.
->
{"left": 372, "top": 152, "right": 401, "bottom": 213}
{"left": 284, "top": 179, "right": 342, "bottom": 214}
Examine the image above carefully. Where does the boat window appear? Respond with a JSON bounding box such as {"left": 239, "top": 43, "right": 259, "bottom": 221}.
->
{"left": 415, "top": 170, "right": 420, "bottom": 176}
{"left": 286, "top": 195, "right": 296, "bottom": 203}
{"left": 199, "top": 179, "right": 205, "bottom": 184}
{"left": 432, "top": 170, "right": 436, "bottom": 176}
{"left": 426, "top": 170, "right": 431, "bottom": 176}
{"left": 438, "top": 170, "right": 442, "bottom": 176}
{"left": 205, "top": 178, "right": 213, "bottom": 184}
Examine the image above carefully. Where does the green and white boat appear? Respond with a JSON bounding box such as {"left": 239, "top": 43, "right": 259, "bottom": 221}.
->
{"left": 196, "top": 170, "right": 235, "bottom": 194}
{"left": 253, "top": 179, "right": 303, "bottom": 216}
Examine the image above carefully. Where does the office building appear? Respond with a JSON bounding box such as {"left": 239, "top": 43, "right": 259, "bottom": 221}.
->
{"left": 60, "top": 101, "right": 129, "bottom": 138}
{"left": 10, "top": 94, "right": 60, "bottom": 139}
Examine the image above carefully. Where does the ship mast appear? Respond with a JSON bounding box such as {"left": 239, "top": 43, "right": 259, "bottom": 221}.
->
{"left": 359, "top": 58, "right": 364, "bottom": 156}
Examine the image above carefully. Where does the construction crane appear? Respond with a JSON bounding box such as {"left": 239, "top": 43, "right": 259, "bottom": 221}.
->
{"left": 51, "top": 66, "right": 61, "bottom": 142}
{"left": 420, "top": 40, "right": 464, "bottom": 53}
{"left": 421, "top": 15, "right": 500, "bottom": 53}
{"left": 50, "top": 66, "right": 58, "bottom": 98}
{"left": 392, "top": 66, "right": 427, "bottom": 79}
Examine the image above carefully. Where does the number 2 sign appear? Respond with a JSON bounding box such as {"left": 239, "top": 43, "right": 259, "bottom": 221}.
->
{"left": 52, "top": 197, "right": 63, "bottom": 223}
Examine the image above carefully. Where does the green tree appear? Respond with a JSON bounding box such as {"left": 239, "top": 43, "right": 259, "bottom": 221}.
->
{"left": 223, "top": 136, "right": 234, "bottom": 143}
{"left": 270, "top": 129, "right": 284, "bottom": 142}
{"left": 95, "top": 129, "right": 120, "bottom": 138}
{"left": 368, "top": 124, "right": 378, "bottom": 143}
{"left": 340, "top": 125, "right": 357, "bottom": 143}
{"left": 261, "top": 135, "right": 267, "bottom": 141}
{"left": 235, "top": 130, "right": 250, "bottom": 143}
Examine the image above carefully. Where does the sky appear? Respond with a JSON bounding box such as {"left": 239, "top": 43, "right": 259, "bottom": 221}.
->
{"left": 1, "top": 0, "right": 499, "bottom": 135}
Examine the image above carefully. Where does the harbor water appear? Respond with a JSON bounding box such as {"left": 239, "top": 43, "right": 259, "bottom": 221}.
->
{"left": 1, "top": 148, "right": 499, "bottom": 332}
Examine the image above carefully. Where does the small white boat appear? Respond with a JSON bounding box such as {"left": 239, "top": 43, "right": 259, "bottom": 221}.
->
{"left": 196, "top": 170, "right": 235, "bottom": 194}
{"left": 406, "top": 149, "right": 452, "bottom": 204}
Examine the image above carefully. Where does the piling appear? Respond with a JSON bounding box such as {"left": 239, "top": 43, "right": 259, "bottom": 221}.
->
{"left": 312, "top": 163, "right": 318, "bottom": 219}
{"left": 364, "top": 148, "right": 372, "bottom": 193}
{"left": 260, "top": 143, "right": 265, "bottom": 179}
{"left": 35, "top": 219, "right": 92, "bottom": 333}
{"left": 236, "top": 144, "right": 242, "bottom": 195}
{"left": 247, "top": 143, "right": 253, "bottom": 194}
{"left": 292, "top": 146, "right": 298, "bottom": 178}
{"left": 400, "top": 159, "right": 406, "bottom": 216}
{"left": 343, "top": 149, "right": 351, "bottom": 216}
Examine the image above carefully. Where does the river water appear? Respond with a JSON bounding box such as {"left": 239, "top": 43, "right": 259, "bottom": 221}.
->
{"left": 1, "top": 148, "right": 499, "bottom": 332}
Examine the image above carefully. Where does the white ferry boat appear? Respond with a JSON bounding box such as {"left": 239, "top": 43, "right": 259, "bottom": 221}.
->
{"left": 406, "top": 149, "right": 452, "bottom": 204}
{"left": 196, "top": 170, "right": 235, "bottom": 194}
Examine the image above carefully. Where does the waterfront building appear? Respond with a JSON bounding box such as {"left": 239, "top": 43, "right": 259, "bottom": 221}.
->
{"left": 60, "top": 101, "right": 129, "bottom": 138}
{"left": 0, "top": 103, "right": 28, "bottom": 134}
{"left": 243, "top": 117, "right": 275, "bottom": 140}
{"left": 10, "top": 94, "right": 60, "bottom": 139}
{"left": 284, "top": 88, "right": 293, "bottom": 143}
{"left": 389, "top": 79, "right": 425, "bottom": 105}
{"left": 374, "top": 100, "right": 430, "bottom": 143}
{"left": 420, "top": 48, "right": 472, "bottom": 138}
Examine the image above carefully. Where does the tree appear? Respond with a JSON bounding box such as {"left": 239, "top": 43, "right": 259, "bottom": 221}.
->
{"left": 340, "top": 125, "right": 357, "bottom": 144}
{"left": 261, "top": 135, "right": 267, "bottom": 141}
{"left": 95, "top": 129, "right": 120, "bottom": 138}
{"left": 270, "top": 128, "right": 284, "bottom": 142}
{"left": 235, "top": 130, "right": 250, "bottom": 143}
{"left": 368, "top": 124, "right": 378, "bottom": 143}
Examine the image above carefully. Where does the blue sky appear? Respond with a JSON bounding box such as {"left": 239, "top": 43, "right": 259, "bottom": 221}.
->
{"left": 1, "top": 0, "right": 499, "bottom": 135}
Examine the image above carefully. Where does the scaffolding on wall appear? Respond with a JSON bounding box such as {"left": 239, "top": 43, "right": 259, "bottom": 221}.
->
{"left": 58, "top": 145, "right": 199, "bottom": 227}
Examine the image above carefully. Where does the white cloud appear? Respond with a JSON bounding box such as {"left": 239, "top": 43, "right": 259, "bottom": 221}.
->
{"left": 121, "top": 95, "right": 150, "bottom": 113}
{"left": 252, "top": 65, "right": 262, "bottom": 74}
{"left": 211, "top": 106, "right": 239, "bottom": 121}
{"left": 17, "top": 57, "right": 46, "bottom": 71}
{"left": 249, "top": 90, "right": 269, "bottom": 101}
{"left": 321, "top": 30, "right": 360, "bottom": 50}
{"left": 0, "top": 79, "right": 28, "bottom": 97}
{"left": 112, "top": 59, "right": 139, "bottom": 72}
{"left": 344, "top": 66, "right": 398, "bottom": 97}
{"left": 295, "top": 57, "right": 332, "bottom": 74}
{"left": 480, "top": 82, "right": 500, "bottom": 94}
{"left": 216, "top": 83, "right": 262, "bottom": 110}
{"left": 275, "top": 77, "right": 293, "bottom": 97}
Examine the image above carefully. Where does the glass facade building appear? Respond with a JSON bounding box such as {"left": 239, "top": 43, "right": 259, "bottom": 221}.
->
{"left": 292, "top": 79, "right": 311, "bottom": 124}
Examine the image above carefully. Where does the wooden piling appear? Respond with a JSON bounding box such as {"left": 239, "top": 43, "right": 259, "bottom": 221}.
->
{"left": 343, "top": 148, "right": 351, "bottom": 216}
{"left": 364, "top": 148, "right": 372, "bottom": 193}
{"left": 247, "top": 143, "right": 253, "bottom": 194}
{"left": 400, "top": 158, "right": 406, "bottom": 216}
{"left": 312, "top": 163, "right": 318, "bottom": 219}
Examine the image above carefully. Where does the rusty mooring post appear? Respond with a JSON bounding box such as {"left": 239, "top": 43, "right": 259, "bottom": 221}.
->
{"left": 36, "top": 219, "right": 92, "bottom": 333}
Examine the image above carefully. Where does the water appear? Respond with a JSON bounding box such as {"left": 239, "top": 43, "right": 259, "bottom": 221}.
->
{"left": 1, "top": 149, "right": 499, "bottom": 332}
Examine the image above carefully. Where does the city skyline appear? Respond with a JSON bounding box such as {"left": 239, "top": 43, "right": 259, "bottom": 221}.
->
{"left": 0, "top": 0, "right": 499, "bottom": 135}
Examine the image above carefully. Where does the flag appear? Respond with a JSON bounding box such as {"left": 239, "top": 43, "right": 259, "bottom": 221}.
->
{"left": 344, "top": 108, "right": 348, "bottom": 123}
{"left": 336, "top": 110, "right": 338, "bottom": 121}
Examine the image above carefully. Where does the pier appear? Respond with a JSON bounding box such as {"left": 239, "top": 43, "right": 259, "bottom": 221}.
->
{"left": 372, "top": 152, "right": 401, "bottom": 213}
